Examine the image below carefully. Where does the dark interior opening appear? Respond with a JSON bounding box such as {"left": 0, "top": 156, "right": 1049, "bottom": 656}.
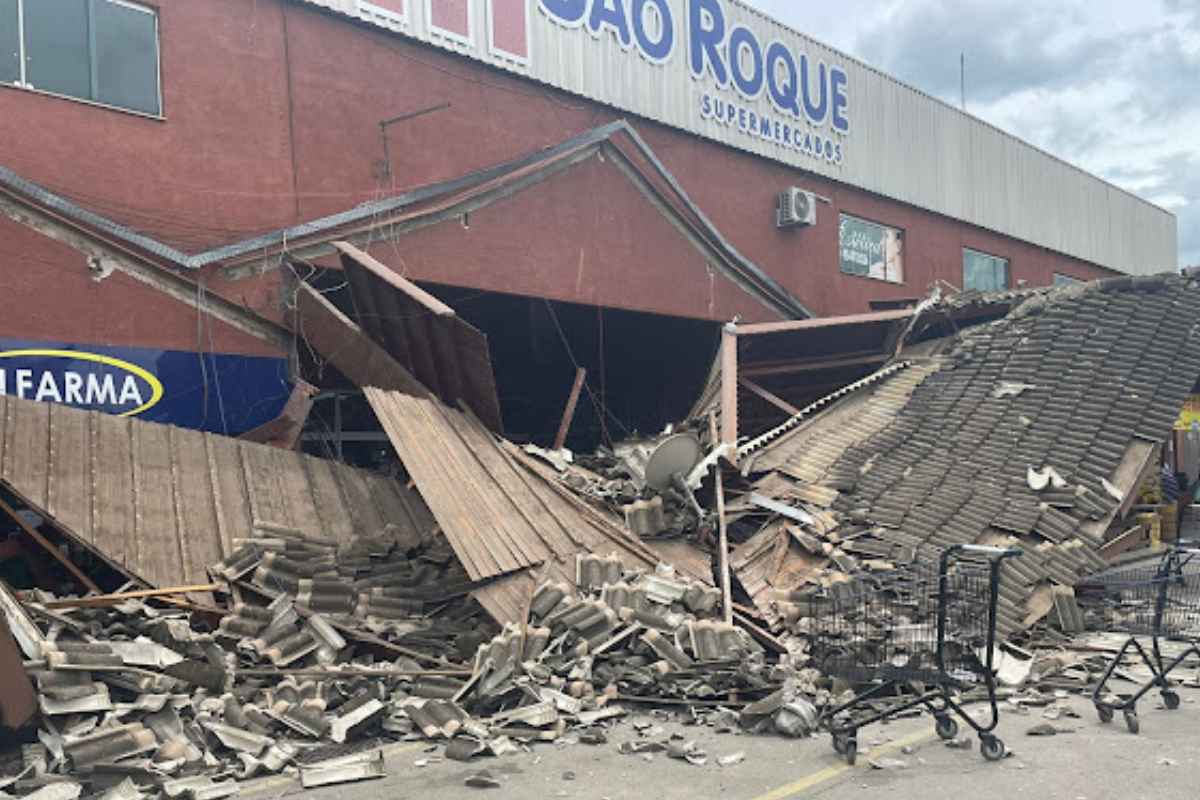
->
{"left": 0, "top": 487, "right": 131, "bottom": 595}
{"left": 296, "top": 270, "right": 720, "bottom": 462}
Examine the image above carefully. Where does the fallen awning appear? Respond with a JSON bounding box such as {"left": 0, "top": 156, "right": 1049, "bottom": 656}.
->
{"left": 363, "top": 388, "right": 709, "bottom": 623}
{"left": 0, "top": 394, "right": 434, "bottom": 591}
{"left": 336, "top": 243, "right": 504, "bottom": 433}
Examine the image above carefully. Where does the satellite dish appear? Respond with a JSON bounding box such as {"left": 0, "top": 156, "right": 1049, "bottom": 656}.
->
{"left": 642, "top": 433, "right": 704, "bottom": 492}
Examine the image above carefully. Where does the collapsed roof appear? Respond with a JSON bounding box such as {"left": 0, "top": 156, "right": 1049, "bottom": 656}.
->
{"left": 0, "top": 392, "right": 433, "bottom": 593}
{"left": 734, "top": 274, "right": 1200, "bottom": 636}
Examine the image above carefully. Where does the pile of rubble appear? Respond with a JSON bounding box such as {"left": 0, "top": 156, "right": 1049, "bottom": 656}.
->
{"left": 1, "top": 523, "right": 844, "bottom": 799}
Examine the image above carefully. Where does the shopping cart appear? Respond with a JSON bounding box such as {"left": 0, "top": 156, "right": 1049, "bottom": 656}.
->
{"left": 803, "top": 544, "right": 1022, "bottom": 765}
{"left": 1085, "top": 546, "right": 1200, "bottom": 733}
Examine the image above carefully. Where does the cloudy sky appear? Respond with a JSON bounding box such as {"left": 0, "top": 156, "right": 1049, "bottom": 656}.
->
{"left": 746, "top": 0, "right": 1200, "bottom": 267}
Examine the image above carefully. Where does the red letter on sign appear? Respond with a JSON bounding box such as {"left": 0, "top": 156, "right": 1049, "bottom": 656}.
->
{"left": 489, "top": 0, "right": 529, "bottom": 62}
{"left": 428, "top": 0, "right": 471, "bottom": 43}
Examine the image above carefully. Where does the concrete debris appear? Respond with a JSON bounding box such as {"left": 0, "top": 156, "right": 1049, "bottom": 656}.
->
{"left": 1028, "top": 465, "right": 1070, "bottom": 492}
{"left": 298, "top": 750, "right": 386, "bottom": 788}
{"left": 464, "top": 770, "right": 502, "bottom": 789}
{"left": 15, "top": 785, "right": 82, "bottom": 800}
{"left": 666, "top": 741, "right": 707, "bottom": 766}
{"left": 1026, "top": 723, "right": 1068, "bottom": 737}
{"left": 992, "top": 382, "right": 1037, "bottom": 399}
{"left": 868, "top": 757, "right": 908, "bottom": 770}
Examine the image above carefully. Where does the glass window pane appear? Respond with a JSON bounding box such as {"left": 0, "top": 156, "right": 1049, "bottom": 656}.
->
{"left": 24, "top": 0, "right": 92, "bottom": 101}
{"left": 94, "top": 0, "right": 160, "bottom": 115}
{"left": 0, "top": 0, "right": 18, "bottom": 84}
{"left": 964, "top": 250, "right": 1008, "bottom": 291}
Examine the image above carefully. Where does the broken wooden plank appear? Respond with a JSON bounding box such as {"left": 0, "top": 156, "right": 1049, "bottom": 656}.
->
{"left": 553, "top": 368, "right": 587, "bottom": 451}
{"left": 39, "top": 584, "right": 223, "bottom": 609}
{"left": 737, "top": 377, "right": 801, "bottom": 417}
{"left": 0, "top": 493, "right": 100, "bottom": 594}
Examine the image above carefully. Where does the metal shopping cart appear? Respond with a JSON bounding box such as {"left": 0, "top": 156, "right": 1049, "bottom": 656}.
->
{"left": 803, "top": 544, "right": 1022, "bottom": 765}
{"left": 1084, "top": 546, "right": 1200, "bottom": 733}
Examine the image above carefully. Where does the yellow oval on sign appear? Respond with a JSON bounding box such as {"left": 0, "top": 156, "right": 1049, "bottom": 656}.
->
{"left": 0, "top": 349, "right": 165, "bottom": 417}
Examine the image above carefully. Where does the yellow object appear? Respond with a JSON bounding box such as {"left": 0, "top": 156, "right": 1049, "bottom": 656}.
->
{"left": 1176, "top": 395, "right": 1200, "bottom": 430}
{"left": 1136, "top": 512, "right": 1163, "bottom": 549}
{"left": 1162, "top": 502, "right": 1179, "bottom": 543}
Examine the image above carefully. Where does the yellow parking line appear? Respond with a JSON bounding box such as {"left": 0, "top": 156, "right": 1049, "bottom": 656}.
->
{"left": 239, "top": 742, "right": 425, "bottom": 796}
{"left": 750, "top": 729, "right": 936, "bottom": 800}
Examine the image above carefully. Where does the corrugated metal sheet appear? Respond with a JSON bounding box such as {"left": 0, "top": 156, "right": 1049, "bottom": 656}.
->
{"left": 293, "top": 0, "right": 1175, "bottom": 274}
{"left": 0, "top": 394, "right": 431, "bottom": 590}
{"left": 748, "top": 362, "right": 940, "bottom": 476}
{"left": 337, "top": 243, "right": 505, "bottom": 432}
{"left": 364, "top": 388, "right": 708, "bottom": 623}
{"left": 291, "top": 281, "right": 429, "bottom": 396}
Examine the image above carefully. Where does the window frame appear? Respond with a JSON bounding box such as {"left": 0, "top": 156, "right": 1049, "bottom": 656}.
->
{"left": 486, "top": 0, "right": 530, "bottom": 67}
{"left": 838, "top": 212, "right": 906, "bottom": 285}
{"left": 962, "top": 247, "right": 1010, "bottom": 292}
{"left": 425, "top": 0, "right": 474, "bottom": 49}
{"left": 357, "top": 0, "right": 409, "bottom": 30}
{"left": 1, "top": 0, "right": 163, "bottom": 120}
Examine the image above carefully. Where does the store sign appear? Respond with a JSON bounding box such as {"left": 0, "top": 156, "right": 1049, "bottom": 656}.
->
{"left": 539, "top": 0, "right": 849, "bottom": 165}
{"left": 0, "top": 338, "right": 292, "bottom": 435}
{"left": 0, "top": 348, "right": 162, "bottom": 417}
{"left": 839, "top": 214, "right": 904, "bottom": 283}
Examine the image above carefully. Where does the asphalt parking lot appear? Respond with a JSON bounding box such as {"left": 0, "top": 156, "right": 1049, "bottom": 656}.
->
{"left": 245, "top": 686, "right": 1200, "bottom": 800}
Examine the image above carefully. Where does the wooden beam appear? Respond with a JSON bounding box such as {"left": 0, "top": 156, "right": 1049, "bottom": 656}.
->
{"left": 553, "top": 368, "right": 588, "bottom": 451}
{"left": 290, "top": 283, "right": 427, "bottom": 396}
{"left": 710, "top": 413, "right": 733, "bottom": 626}
{"left": 334, "top": 241, "right": 457, "bottom": 317}
{"left": 737, "top": 377, "right": 801, "bottom": 417}
{"left": 740, "top": 352, "right": 889, "bottom": 379}
{"left": 734, "top": 308, "right": 914, "bottom": 336}
{"left": 720, "top": 325, "right": 739, "bottom": 453}
{"left": 0, "top": 494, "right": 100, "bottom": 594}
{"left": 38, "top": 584, "right": 223, "bottom": 609}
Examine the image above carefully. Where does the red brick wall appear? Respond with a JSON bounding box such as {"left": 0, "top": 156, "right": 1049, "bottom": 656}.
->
{"left": 0, "top": 0, "right": 1115, "bottom": 354}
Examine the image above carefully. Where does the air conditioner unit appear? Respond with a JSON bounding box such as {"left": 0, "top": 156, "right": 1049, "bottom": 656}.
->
{"left": 776, "top": 187, "right": 817, "bottom": 228}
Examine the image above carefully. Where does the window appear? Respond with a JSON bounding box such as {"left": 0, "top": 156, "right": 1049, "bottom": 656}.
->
{"left": 839, "top": 214, "right": 904, "bottom": 283}
{"left": 963, "top": 248, "right": 1009, "bottom": 292}
{"left": 1054, "top": 273, "right": 1082, "bottom": 287}
{"left": 0, "top": 0, "right": 19, "bottom": 85}
{"left": 1, "top": 0, "right": 161, "bottom": 116}
{"left": 358, "top": 0, "right": 406, "bottom": 22}
{"left": 427, "top": 0, "right": 472, "bottom": 46}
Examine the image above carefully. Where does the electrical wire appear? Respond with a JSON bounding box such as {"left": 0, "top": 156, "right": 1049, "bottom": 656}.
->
{"left": 540, "top": 298, "right": 631, "bottom": 445}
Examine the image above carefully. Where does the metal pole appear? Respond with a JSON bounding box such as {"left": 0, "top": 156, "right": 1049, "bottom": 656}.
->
{"left": 553, "top": 368, "right": 587, "bottom": 451}
{"left": 710, "top": 412, "right": 733, "bottom": 625}
{"left": 334, "top": 393, "right": 343, "bottom": 461}
{"left": 960, "top": 53, "right": 966, "bottom": 110}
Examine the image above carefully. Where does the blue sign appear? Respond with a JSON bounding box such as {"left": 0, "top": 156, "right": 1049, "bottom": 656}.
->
{"left": 0, "top": 338, "right": 292, "bottom": 436}
{"left": 539, "top": 0, "right": 849, "bottom": 164}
